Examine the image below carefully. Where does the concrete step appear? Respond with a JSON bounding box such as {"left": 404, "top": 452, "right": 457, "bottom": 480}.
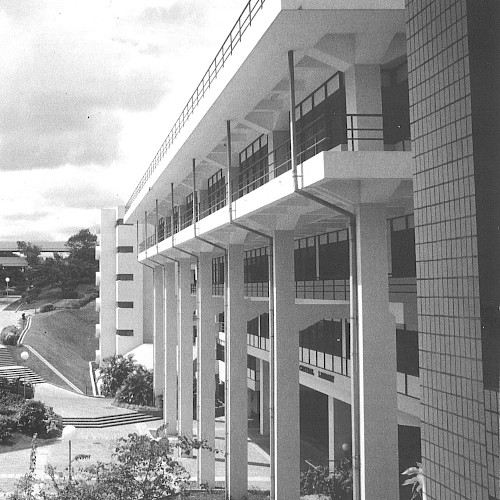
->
{"left": 0, "top": 366, "right": 45, "bottom": 384}
{"left": 62, "top": 412, "right": 162, "bottom": 429}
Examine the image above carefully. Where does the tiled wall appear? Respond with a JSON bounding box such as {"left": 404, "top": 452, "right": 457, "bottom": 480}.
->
{"left": 406, "top": 0, "right": 499, "bottom": 498}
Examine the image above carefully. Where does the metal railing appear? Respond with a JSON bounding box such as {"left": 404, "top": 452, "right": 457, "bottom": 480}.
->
{"left": 295, "top": 279, "right": 350, "bottom": 301}
{"left": 300, "top": 349, "right": 350, "bottom": 377}
{"left": 231, "top": 140, "right": 291, "bottom": 201}
{"left": 125, "top": 0, "right": 267, "bottom": 214}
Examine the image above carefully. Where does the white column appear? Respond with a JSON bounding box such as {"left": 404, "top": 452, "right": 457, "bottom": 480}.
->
{"left": 272, "top": 230, "right": 300, "bottom": 499}
{"left": 197, "top": 252, "right": 215, "bottom": 487}
{"left": 153, "top": 265, "right": 165, "bottom": 402}
{"left": 328, "top": 397, "right": 351, "bottom": 469}
{"left": 226, "top": 244, "right": 248, "bottom": 499}
{"left": 164, "top": 261, "right": 177, "bottom": 434}
{"left": 259, "top": 359, "right": 270, "bottom": 436}
{"left": 356, "top": 204, "right": 398, "bottom": 499}
{"left": 178, "top": 259, "right": 193, "bottom": 440}
{"left": 344, "top": 65, "right": 382, "bottom": 151}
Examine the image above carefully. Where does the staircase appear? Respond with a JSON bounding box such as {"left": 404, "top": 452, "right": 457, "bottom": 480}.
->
{"left": 63, "top": 412, "right": 162, "bottom": 429}
{"left": 0, "top": 366, "right": 45, "bottom": 384}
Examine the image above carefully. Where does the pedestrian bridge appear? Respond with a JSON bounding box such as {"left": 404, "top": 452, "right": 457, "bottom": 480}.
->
{"left": 0, "top": 241, "right": 68, "bottom": 253}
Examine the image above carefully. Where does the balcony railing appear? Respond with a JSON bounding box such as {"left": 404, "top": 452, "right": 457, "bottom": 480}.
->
{"left": 125, "top": 0, "right": 267, "bottom": 214}
{"left": 300, "top": 349, "right": 350, "bottom": 377}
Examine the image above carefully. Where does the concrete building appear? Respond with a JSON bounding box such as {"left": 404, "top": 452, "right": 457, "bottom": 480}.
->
{"left": 103, "top": 1, "right": 499, "bottom": 499}
{"left": 95, "top": 207, "right": 154, "bottom": 366}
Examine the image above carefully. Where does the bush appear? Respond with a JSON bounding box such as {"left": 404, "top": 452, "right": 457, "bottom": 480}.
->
{"left": 0, "top": 391, "right": 24, "bottom": 415}
{"left": 0, "top": 415, "right": 16, "bottom": 443}
{"left": 39, "top": 303, "right": 55, "bottom": 313}
{"left": 300, "top": 460, "right": 353, "bottom": 500}
{"left": 1, "top": 325, "right": 19, "bottom": 345}
{"left": 61, "top": 290, "right": 79, "bottom": 299}
{"left": 99, "top": 355, "right": 137, "bottom": 397}
{"left": 16, "top": 400, "right": 62, "bottom": 438}
{"left": 115, "top": 367, "right": 154, "bottom": 407}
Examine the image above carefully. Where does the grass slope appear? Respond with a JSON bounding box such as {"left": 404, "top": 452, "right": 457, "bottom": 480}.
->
{"left": 22, "top": 302, "right": 98, "bottom": 394}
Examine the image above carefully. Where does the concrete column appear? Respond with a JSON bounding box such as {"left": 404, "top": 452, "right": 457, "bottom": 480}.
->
{"left": 226, "top": 244, "right": 248, "bottom": 499}
{"left": 153, "top": 265, "right": 165, "bottom": 401}
{"left": 356, "top": 204, "right": 398, "bottom": 499}
{"left": 272, "top": 230, "right": 300, "bottom": 499}
{"left": 178, "top": 259, "right": 193, "bottom": 440}
{"left": 259, "top": 359, "right": 270, "bottom": 436}
{"left": 344, "top": 65, "right": 382, "bottom": 151}
{"left": 197, "top": 252, "right": 215, "bottom": 487}
{"left": 164, "top": 261, "right": 177, "bottom": 434}
{"left": 328, "top": 397, "right": 351, "bottom": 469}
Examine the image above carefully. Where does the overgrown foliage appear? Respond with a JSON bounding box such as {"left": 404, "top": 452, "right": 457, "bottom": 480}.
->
{"left": 99, "top": 355, "right": 137, "bottom": 397}
{"left": 15, "top": 229, "right": 98, "bottom": 295}
{"left": 1, "top": 325, "right": 20, "bottom": 345}
{"left": 300, "top": 460, "right": 353, "bottom": 500}
{"left": 402, "top": 462, "right": 425, "bottom": 500}
{"left": 9, "top": 433, "right": 192, "bottom": 500}
{"left": 115, "top": 366, "right": 154, "bottom": 407}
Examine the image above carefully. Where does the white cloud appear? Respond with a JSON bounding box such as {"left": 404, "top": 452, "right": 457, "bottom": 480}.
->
{"left": 0, "top": 0, "right": 246, "bottom": 241}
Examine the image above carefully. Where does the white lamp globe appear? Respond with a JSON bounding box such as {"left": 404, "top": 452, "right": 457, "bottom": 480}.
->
{"left": 62, "top": 425, "right": 78, "bottom": 441}
{"left": 20, "top": 351, "right": 29, "bottom": 361}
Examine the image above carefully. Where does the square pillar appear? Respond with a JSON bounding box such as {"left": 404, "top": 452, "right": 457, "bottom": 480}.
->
{"left": 153, "top": 265, "right": 165, "bottom": 400}
{"left": 344, "top": 65, "right": 382, "bottom": 151}
{"left": 164, "top": 261, "right": 177, "bottom": 434}
{"left": 356, "top": 204, "right": 398, "bottom": 499}
{"left": 328, "top": 397, "right": 351, "bottom": 470}
{"left": 197, "top": 252, "right": 216, "bottom": 487}
{"left": 178, "top": 259, "right": 194, "bottom": 440}
{"left": 272, "top": 230, "right": 300, "bottom": 499}
{"left": 226, "top": 244, "right": 248, "bottom": 499}
{"left": 259, "top": 359, "right": 270, "bottom": 436}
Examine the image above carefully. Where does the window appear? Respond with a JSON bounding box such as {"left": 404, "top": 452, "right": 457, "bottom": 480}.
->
{"left": 117, "top": 246, "right": 134, "bottom": 253}
{"left": 117, "top": 302, "right": 134, "bottom": 308}
{"left": 396, "top": 329, "right": 419, "bottom": 376}
{"left": 116, "top": 329, "right": 134, "bottom": 336}
{"left": 244, "top": 247, "right": 268, "bottom": 283}
{"left": 116, "top": 274, "right": 134, "bottom": 281}
{"left": 294, "top": 237, "right": 316, "bottom": 281}
{"left": 390, "top": 215, "right": 416, "bottom": 278}
{"left": 318, "top": 230, "right": 349, "bottom": 280}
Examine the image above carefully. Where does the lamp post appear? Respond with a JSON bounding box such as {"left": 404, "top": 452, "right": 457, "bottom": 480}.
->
{"left": 62, "top": 425, "right": 78, "bottom": 481}
{"left": 5, "top": 277, "right": 9, "bottom": 298}
{"left": 20, "top": 351, "right": 29, "bottom": 398}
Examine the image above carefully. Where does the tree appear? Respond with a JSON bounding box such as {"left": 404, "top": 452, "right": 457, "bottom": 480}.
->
{"left": 17, "top": 242, "right": 41, "bottom": 267}
{"left": 99, "top": 355, "right": 138, "bottom": 397}
{"left": 66, "top": 229, "right": 97, "bottom": 264}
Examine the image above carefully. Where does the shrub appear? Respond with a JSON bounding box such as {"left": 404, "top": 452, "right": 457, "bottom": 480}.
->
{"left": 0, "top": 415, "right": 16, "bottom": 443}
{"left": 300, "top": 460, "right": 353, "bottom": 500}
{"left": 39, "top": 303, "right": 55, "bottom": 313}
{"left": 1, "top": 325, "right": 19, "bottom": 345}
{"left": 99, "top": 355, "right": 137, "bottom": 397}
{"left": 16, "top": 400, "right": 62, "bottom": 438}
{"left": 115, "top": 367, "right": 154, "bottom": 407}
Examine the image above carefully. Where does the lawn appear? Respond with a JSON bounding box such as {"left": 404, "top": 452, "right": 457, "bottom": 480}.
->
{"left": 20, "top": 302, "right": 98, "bottom": 394}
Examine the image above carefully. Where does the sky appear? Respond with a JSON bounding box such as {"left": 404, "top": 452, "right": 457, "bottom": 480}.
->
{"left": 0, "top": 0, "right": 246, "bottom": 242}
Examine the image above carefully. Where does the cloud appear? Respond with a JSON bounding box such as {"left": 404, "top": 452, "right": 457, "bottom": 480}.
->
{"left": 0, "top": 3, "right": 168, "bottom": 171}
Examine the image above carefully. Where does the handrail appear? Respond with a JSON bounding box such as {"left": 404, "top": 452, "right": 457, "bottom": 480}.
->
{"left": 125, "top": 0, "right": 267, "bottom": 214}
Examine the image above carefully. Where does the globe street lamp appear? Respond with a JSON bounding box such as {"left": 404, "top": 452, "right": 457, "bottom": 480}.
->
{"left": 20, "top": 351, "right": 29, "bottom": 398}
{"left": 62, "top": 425, "right": 78, "bottom": 481}
{"left": 5, "top": 277, "right": 9, "bottom": 298}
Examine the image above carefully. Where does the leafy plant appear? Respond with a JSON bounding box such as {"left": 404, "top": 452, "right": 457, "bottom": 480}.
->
{"left": 16, "top": 400, "right": 62, "bottom": 438}
{"left": 99, "top": 355, "right": 137, "bottom": 397}
{"left": 1, "top": 325, "right": 20, "bottom": 345}
{"left": 402, "top": 462, "right": 426, "bottom": 500}
{"left": 0, "top": 415, "right": 16, "bottom": 443}
{"left": 39, "top": 304, "right": 55, "bottom": 313}
{"left": 300, "top": 460, "right": 353, "bottom": 500}
{"left": 114, "top": 366, "right": 154, "bottom": 407}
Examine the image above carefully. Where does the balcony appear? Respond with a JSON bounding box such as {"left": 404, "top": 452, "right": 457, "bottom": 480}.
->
{"left": 140, "top": 108, "right": 411, "bottom": 255}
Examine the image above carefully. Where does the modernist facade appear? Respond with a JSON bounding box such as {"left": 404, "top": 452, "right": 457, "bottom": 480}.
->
{"left": 95, "top": 207, "right": 154, "bottom": 365}
{"left": 109, "top": 1, "right": 499, "bottom": 499}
